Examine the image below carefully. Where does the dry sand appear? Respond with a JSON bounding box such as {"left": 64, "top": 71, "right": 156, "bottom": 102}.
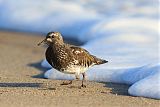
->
{"left": 0, "top": 31, "right": 159, "bottom": 107}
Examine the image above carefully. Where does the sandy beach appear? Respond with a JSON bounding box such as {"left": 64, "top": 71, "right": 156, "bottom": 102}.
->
{"left": 0, "top": 31, "right": 159, "bottom": 107}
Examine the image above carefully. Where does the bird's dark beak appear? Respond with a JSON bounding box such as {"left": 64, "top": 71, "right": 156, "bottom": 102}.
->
{"left": 37, "top": 39, "right": 46, "bottom": 46}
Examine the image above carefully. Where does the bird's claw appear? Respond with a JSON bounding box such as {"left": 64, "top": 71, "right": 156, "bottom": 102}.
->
{"left": 81, "top": 84, "right": 86, "bottom": 88}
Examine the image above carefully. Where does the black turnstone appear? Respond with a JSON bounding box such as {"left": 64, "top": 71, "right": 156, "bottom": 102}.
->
{"left": 38, "top": 32, "right": 108, "bottom": 87}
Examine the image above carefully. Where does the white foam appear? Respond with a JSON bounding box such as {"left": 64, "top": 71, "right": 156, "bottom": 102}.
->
{"left": 128, "top": 70, "right": 160, "bottom": 99}
{"left": 41, "top": 59, "right": 52, "bottom": 68}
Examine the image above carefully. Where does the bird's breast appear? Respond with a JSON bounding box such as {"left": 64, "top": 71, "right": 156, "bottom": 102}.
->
{"left": 45, "top": 45, "right": 74, "bottom": 70}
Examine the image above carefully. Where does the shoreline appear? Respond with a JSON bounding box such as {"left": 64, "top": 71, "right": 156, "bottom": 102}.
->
{"left": 0, "top": 31, "right": 159, "bottom": 107}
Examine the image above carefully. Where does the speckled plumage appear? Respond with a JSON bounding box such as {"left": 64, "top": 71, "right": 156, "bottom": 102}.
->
{"left": 38, "top": 32, "right": 108, "bottom": 87}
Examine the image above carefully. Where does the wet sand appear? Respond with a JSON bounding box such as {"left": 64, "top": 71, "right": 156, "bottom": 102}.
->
{"left": 0, "top": 31, "right": 159, "bottom": 107}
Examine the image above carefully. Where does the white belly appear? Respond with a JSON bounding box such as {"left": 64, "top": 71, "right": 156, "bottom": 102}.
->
{"left": 61, "top": 65, "right": 89, "bottom": 75}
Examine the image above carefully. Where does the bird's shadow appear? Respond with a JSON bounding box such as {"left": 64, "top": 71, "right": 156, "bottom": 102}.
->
{"left": 102, "top": 82, "right": 131, "bottom": 96}
{"left": 27, "top": 60, "right": 50, "bottom": 79}
{"left": 0, "top": 83, "right": 43, "bottom": 88}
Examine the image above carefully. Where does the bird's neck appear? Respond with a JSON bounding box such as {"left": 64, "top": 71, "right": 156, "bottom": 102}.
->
{"left": 49, "top": 41, "right": 64, "bottom": 48}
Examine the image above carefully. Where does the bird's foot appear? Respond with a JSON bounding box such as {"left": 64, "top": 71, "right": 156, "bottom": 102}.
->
{"left": 80, "top": 84, "right": 86, "bottom": 88}
{"left": 61, "top": 80, "right": 72, "bottom": 85}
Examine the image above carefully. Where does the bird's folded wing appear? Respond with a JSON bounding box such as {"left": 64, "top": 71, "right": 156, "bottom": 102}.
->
{"left": 70, "top": 46, "right": 96, "bottom": 67}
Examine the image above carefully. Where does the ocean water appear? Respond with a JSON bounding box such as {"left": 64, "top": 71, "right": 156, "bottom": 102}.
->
{"left": 0, "top": 0, "right": 159, "bottom": 99}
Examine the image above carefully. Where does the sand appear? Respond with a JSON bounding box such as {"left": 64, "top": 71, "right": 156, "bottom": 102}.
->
{"left": 0, "top": 31, "right": 159, "bottom": 107}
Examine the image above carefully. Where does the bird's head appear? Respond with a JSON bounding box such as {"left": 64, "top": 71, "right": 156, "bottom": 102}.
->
{"left": 38, "top": 32, "right": 64, "bottom": 46}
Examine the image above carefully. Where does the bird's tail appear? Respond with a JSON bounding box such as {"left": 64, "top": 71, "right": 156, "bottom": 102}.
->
{"left": 93, "top": 56, "right": 108, "bottom": 65}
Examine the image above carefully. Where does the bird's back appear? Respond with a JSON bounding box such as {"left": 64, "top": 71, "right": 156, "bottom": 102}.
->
{"left": 68, "top": 45, "right": 108, "bottom": 67}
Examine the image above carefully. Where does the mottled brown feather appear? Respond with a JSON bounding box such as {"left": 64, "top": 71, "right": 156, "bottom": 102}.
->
{"left": 70, "top": 46, "right": 105, "bottom": 67}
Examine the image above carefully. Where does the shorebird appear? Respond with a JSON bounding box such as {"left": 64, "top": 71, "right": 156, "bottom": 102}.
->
{"left": 38, "top": 32, "right": 108, "bottom": 87}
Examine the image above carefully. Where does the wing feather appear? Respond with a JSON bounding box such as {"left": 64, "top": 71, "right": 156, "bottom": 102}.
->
{"left": 70, "top": 46, "right": 96, "bottom": 67}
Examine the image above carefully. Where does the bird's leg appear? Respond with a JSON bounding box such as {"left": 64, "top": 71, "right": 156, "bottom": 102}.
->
{"left": 81, "top": 73, "right": 86, "bottom": 88}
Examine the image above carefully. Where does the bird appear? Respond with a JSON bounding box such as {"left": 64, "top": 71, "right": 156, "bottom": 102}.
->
{"left": 38, "top": 32, "right": 108, "bottom": 87}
